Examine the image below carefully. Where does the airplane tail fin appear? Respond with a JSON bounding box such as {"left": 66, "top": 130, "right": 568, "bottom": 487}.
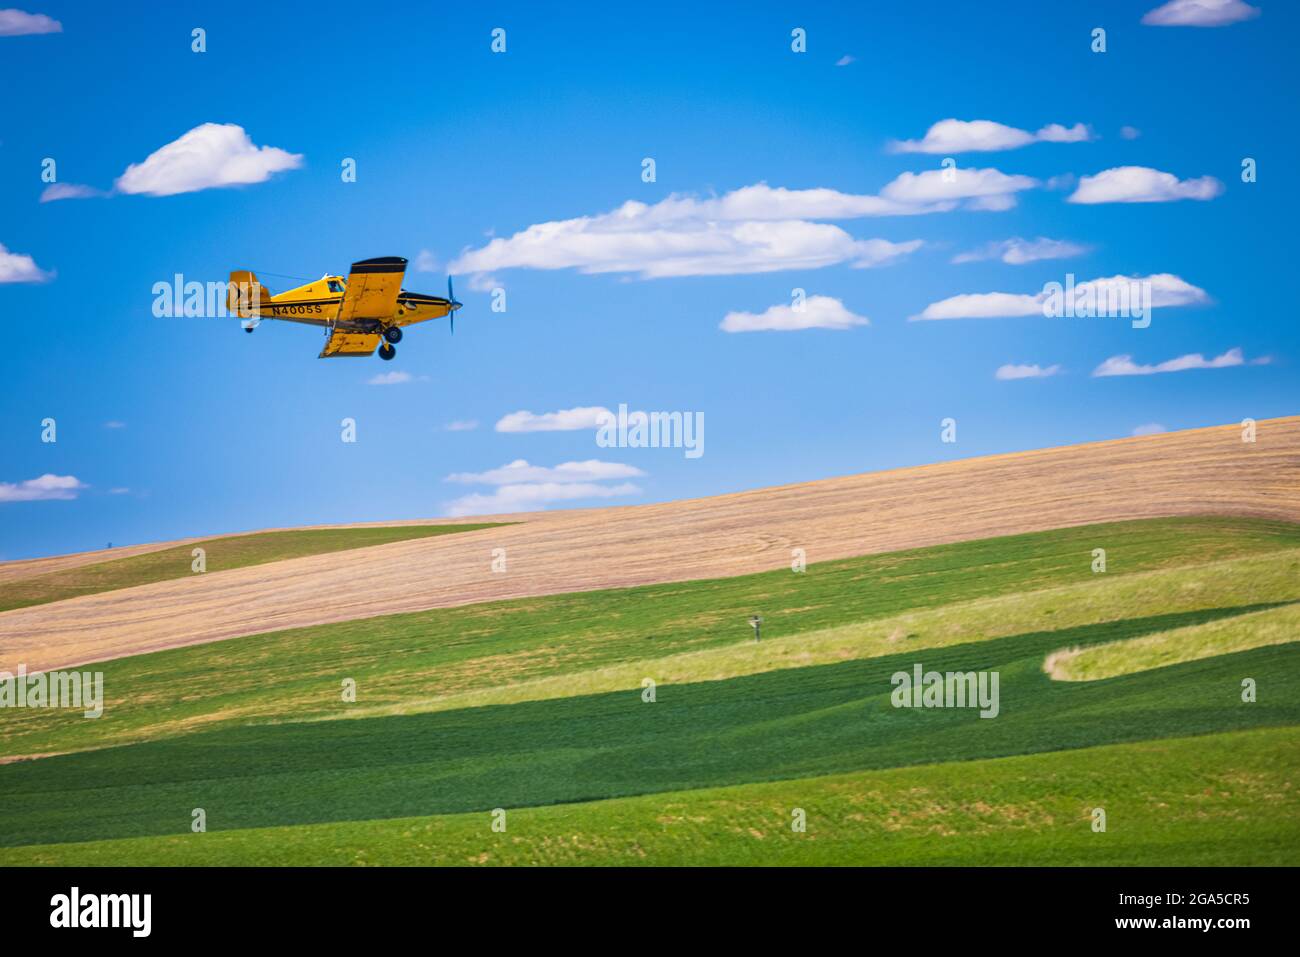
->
{"left": 227, "top": 270, "right": 270, "bottom": 318}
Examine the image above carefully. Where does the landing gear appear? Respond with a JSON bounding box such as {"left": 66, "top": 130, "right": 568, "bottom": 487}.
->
{"left": 244, "top": 327, "right": 254, "bottom": 334}
{"left": 382, "top": 326, "right": 403, "bottom": 344}
{"left": 378, "top": 343, "right": 396, "bottom": 361}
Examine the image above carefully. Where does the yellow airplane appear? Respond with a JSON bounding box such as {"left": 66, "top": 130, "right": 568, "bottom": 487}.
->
{"left": 226, "top": 256, "right": 462, "bottom": 360}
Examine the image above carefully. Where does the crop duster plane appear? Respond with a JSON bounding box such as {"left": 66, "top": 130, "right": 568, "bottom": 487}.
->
{"left": 226, "top": 256, "right": 462, "bottom": 360}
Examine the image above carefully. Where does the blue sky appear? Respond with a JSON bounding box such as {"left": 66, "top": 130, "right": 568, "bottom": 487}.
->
{"left": 1, "top": 0, "right": 1294, "bottom": 559}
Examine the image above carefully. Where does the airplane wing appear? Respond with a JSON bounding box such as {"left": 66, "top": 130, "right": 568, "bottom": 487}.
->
{"left": 337, "top": 256, "right": 407, "bottom": 324}
{"left": 319, "top": 331, "right": 382, "bottom": 358}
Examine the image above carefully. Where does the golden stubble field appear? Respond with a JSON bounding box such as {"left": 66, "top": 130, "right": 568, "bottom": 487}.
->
{"left": 2, "top": 417, "right": 1297, "bottom": 672}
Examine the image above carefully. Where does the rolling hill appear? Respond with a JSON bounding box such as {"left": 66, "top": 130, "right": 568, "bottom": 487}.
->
{"left": 0, "top": 418, "right": 1296, "bottom": 866}
{"left": 1, "top": 416, "right": 1296, "bottom": 673}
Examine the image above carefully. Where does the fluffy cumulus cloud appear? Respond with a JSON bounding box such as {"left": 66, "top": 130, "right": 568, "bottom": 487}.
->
{"left": 1068, "top": 166, "right": 1223, "bottom": 204}
{"left": 0, "top": 9, "right": 61, "bottom": 35}
{"left": 952, "top": 237, "right": 1088, "bottom": 265}
{"left": 889, "top": 119, "right": 1091, "bottom": 154}
{"left": 450, "top": 172, "right": 1038, "bottom": 280}
{"left": 720, "top": 295, "right": 868, "bottom": 332}
{"left": 0, "top": 242, "right": 53, "bottom": 283}
{"left": 873, "top": 167, "right": 1039, "bottom": 213}
{"left": 414, "top": 249, "right": 439, "bottom": 272}
{"left": 495, "top": 406, "right": 613, "bottom": 433}
{"left": 1142, "top": 0, "right": 1260, "bottom": 27}
{"left": 443, "top": 459, "right": 644, "bottom": 517}
{"left": 1093, "top": 347, "right": 1263, "bottom": 377}
{"left": 995, "top": 363, "right": 1062, "bottom": 380}
{"left": 0, "top": 474, "right": 86, "bottom": 502}
{"left": 114, "top": 123, "right": 302, "bottom": 197}
{"left": 912, "top": 273, "right": 1209, "bottom": 320}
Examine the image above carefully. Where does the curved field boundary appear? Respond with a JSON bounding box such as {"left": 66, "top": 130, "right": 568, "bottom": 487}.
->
{"left": 1045, "top": 602, "right": 1300, "bottom": 681}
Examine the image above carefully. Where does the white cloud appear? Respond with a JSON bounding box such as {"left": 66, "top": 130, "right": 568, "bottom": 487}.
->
{"left": 721, "top": 295, "right": 868, "bottom": 332}
{"left": 1068, "top": 166, "right": 1223, "bottom": 204}
{"left": 995, "top": 363, "right": 1062, "bottom": 380}
{"left": 912, "top": 273, "right": 1209, "bottom": 320}
{"left": 444, "top": 481, "right": 640, "bottom": 517}
{"left": 914, "top": 291, "right": 1044, "bottom": 320}
{"left": 1142, "top": 0, "right": 1260, "bottom": 27}
{"left": 114, "top": 123, "right": 302, "bottom": 197}
{"left": 684, "top": 183, "right": 903, "bottom": 218}
{"left": 415, "top": 249, "right": 439, "bottom": 272}
{"left": 1120, "top": 125, "right": 1142, "bottom": 140}
{"left": 1093, "top": 347, "right": 1256, "bottom": 377}
{"left": 889, "top": 119, "right": 1091, "bottom": 154}
{"left": 0, "top": 474, "right": 86, "bottom": 502}
{"left": 449, "top": 173, "right": 1039, "bottom": 280}
{"left": 0, "top": 242, "right": 52, "bottom": 283}
{"left": 108, "top": 487, "right": 131, "bottom": 495}
{"left": 495, "top": 406, "right": 613, "bottom": 432}
{"left": 835, "top": 55, "right": 855, "bottom": 66}
{"left": 445, "top": 419, "right": 479, "bottom": 432}
{"left": 443, "top": 458, "right": 644, "bottom": 516}
{"left": 455, "top": 214, "right": 921, "bottom": 279}
{"left": 952, "top": 237, "right": 1088, "bottom": 265}
{"left": 1038, "top": 123, "right": 1091, "bottom": 143}
{"left": 1132, "top": 423, "right": 1168, "bottom": 435}
{"left": 40, "top": 182, "right": 101, "bottom": 202}
{"left": 103, "top": 420, "right": 126, "bottom": 429}
{"left": 447, "top": 458, "right": 645, "bottom": 485}
{"left": 0, "top": 9, "right": 61, "bottom": 35}
{"left": 875, "top": 167, "right": 1039, "bottom": 209}
{"left": 367, "top": 371, "right": 413, "bottom": 385}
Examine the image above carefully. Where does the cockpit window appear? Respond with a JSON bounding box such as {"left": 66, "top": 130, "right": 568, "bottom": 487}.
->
{"left": 328, "top": 280, "right": 344, "bottom": 294}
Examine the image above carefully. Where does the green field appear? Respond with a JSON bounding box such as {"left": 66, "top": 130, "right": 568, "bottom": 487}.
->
{"left": 0, "top": 523, "right": 503, "bottom": 612}
{"left": 5, "top": 728, "right": 1292, "bottom": 866}
{"left": 1, "top": 516, "right": 1297, "bottom": 865}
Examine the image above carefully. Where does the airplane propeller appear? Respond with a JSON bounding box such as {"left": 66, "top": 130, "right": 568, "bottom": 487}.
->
{"left": 448, "top": 275, "right": 463, "bottom": 335}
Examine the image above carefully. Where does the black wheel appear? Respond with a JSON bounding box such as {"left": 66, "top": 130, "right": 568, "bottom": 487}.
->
{"left": 244, "top": 326, "right": 254, "bottom": 334}
{"left": 383, "top": 326, "right": 403, "bottom": 344}
{"left": 378, "top": 343, "right": 396, "bottom": 361}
